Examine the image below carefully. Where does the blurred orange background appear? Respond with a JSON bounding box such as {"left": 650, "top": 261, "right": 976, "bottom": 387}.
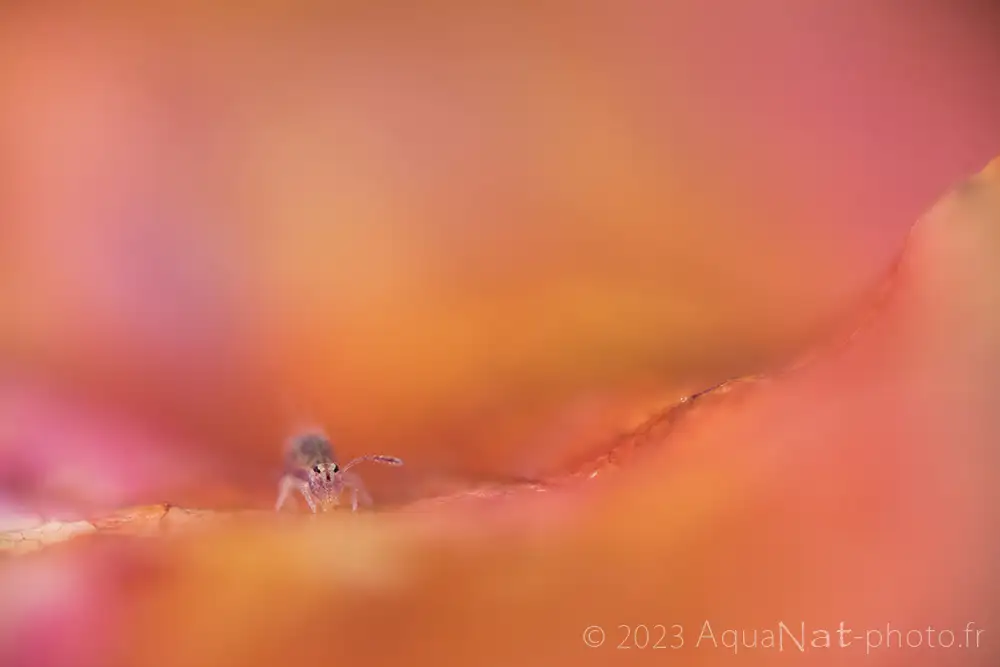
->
{"left": 0, "top": 3, "right": 998, "bottom": 666}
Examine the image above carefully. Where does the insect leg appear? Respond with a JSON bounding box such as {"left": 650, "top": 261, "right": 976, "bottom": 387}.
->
{"left": 299, "top": 487, "right": 318, "bottom": 513}
{"left": 355, "top": 483, "right": 373, "bottom": 508}
{"left": 275, "top": 475, "right": 296, "bottom": 512}
{"left": 342, "top": 471, "right": 373, "bottom": 511}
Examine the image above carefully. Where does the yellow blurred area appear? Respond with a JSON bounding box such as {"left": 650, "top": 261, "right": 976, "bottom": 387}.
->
{"left": 0, "top": 1, "right": 943, "bottom": 489}
{"left": 0, "top": 4, "right": 998, "bottom": 667}
{"left": 104, "top": 158, "right": 999, "bottom": 667}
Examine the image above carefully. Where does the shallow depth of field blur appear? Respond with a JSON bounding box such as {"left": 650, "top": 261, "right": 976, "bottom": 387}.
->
{"left": 1, "top": 3, "right": 999, "bottom": 667}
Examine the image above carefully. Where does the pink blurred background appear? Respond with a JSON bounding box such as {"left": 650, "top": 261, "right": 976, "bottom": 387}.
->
{"left": 1, "top": 4, "right": 1000, "bottom": 667}
{"left": 0, "top": 1, "right": 998, "bottom": 509}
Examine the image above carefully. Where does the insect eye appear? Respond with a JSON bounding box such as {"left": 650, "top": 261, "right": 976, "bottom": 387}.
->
{"left": 313, "top": 465, "right": 321, "bottom": 475}
{"left": 332, "top": 464, "right": 339, "bottom": 473}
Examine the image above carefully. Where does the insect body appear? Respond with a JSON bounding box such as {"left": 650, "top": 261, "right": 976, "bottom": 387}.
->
{"left": 275, "top": 431, "right": 403, "bottom": 513}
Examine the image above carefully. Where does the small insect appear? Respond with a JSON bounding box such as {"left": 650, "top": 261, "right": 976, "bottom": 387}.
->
{"left": 274, "top": 430, "right": 403, "bottom": 513}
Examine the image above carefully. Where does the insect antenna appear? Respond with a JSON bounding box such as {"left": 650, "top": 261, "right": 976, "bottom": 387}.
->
{"left": 341, "top": 454, "right": 404, "bottom": 473}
